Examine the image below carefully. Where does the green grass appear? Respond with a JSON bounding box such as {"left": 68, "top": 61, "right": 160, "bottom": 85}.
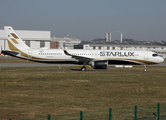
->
{"left": 0, "top": 66, "right": 166, "bottom": 119}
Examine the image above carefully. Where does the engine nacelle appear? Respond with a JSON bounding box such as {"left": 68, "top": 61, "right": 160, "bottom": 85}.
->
{"left": 90, "top": 60, "right": 108, "bottom": 69}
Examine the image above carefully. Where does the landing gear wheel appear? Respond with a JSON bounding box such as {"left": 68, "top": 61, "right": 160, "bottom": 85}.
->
{"left": 143, "top": 65, "right": 147, "bottom": 72}
{"left": 81, "top": 67, "right": 86, "bottom": 71}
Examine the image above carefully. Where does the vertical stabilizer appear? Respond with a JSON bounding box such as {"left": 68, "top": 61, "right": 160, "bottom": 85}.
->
{"left": 4, "top": 26, "right": 30, "bottom": 51}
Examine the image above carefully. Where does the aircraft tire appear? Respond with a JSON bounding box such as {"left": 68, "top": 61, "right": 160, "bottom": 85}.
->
{"left": 81, "top": 67, "right": 86, "bottom": 71}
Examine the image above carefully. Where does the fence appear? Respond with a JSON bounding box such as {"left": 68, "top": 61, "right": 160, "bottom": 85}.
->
{"left": 17, "top": 103, "right": 166, "bottom": 120}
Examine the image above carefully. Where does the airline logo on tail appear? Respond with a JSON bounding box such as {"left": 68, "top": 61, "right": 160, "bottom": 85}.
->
{"left": 4, "top": 26, "right": 30, "bottom": 51}
{"left": 8, "top": 27, "right": 19, "bottom": 44}
{"left": 10, "top": 33, "right": 19, "bottom": 39}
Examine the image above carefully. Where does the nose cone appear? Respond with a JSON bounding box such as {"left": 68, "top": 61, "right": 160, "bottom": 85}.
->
{"left": 159, "top": 57, "right": 164, "bottom": 63}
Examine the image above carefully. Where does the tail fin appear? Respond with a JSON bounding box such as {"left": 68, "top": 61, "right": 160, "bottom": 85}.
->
{"left": 4, "top": 26, "right": 30, "bottom": 52}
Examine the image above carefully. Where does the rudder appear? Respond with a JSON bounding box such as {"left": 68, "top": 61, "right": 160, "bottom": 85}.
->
{"left": 4, "top": 26, "right": 30, "bottom": 51}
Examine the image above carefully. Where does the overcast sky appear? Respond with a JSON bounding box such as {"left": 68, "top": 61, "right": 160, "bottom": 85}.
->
{"left": 0, "top": 0, "right": 166, "bottom": 41}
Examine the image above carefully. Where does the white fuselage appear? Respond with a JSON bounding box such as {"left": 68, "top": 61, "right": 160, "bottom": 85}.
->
{"left": 17, "top": 49, "right": 164, "bottom": 65}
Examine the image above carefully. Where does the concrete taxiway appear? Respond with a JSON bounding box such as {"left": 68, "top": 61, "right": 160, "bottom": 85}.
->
{"left": 0, "top": 63, "right": 166, "bottom": 67}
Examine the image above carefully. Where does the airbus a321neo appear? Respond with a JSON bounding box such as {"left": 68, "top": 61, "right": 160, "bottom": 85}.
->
{"left": 2, "top": 26, "right": 164, "bottom": 71}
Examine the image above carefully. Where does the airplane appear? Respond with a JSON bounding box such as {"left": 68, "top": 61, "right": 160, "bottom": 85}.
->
{"left": 1, "top": 26, "right": 164, "bottom": 71}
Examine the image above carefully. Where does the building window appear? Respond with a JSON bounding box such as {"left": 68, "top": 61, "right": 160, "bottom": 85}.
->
{"left": 99, "top": 46, "right": 101, "bottom": 49}
{"left": 40, "top": 41, "right": 45, "bottom": 47}
{"left": 25, "top": 41, "right": 30, "bottom": 47}
{"left": 120, "top": 47, "right": 123, "bottom": 50}
{"left": 107, "top": 47, "right": 109, "bottom": 50}
{"left": 93, "top": 46, "right": 96, "bottom": 49}
{"left": 112, "top": 47, "right": 115, "bottom": 50}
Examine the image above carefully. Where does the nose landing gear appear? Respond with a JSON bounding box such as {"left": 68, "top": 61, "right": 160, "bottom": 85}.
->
{"left": 144, "top": 65, "right": 147, "bottom": 72}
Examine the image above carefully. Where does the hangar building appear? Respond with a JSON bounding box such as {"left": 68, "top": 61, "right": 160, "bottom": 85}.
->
{"left": 0, "top": 29, "right": 51, "bottom": 50}
{"left": 0, "top": 29, "right": 81, "bottom": 50}
{"left": 51, "top": 36, "right": 81, "bottom": 49}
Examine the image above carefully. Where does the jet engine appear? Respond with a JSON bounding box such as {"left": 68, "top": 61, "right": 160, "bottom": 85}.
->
{"left": 90, "top": 60, "right": 108, "bottom": 69}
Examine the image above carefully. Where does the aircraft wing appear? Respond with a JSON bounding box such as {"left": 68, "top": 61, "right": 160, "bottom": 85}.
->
{"left": 63, "top": 49, "right": 94, "bottom": 63}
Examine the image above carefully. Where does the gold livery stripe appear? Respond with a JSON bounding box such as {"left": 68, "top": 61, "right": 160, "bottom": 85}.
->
{"left": 31, "top": 56, "right": 74, "bottom": 61}
{"left": 106, "top": 58, "right": 157, "bottom": 65}
{"left": 125, "top": 59, "right": 157, "bottom": 65}
{"left": 11, "top": 38, "right": 19, "bottom": 44}
{"left": 7, "top": 39, "right": 19, "bottom": 51}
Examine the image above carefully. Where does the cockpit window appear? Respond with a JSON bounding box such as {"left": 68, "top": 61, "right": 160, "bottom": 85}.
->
{"left": 152, "top": 54, "right": 158, "bottom": 57}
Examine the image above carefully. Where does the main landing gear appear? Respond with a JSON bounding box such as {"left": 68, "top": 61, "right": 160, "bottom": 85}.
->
{"left": 81, "top": 67, "right": 86, "bottom": 71}
{"left": 81, "top": 62, "right": 87, "bottom": 71}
